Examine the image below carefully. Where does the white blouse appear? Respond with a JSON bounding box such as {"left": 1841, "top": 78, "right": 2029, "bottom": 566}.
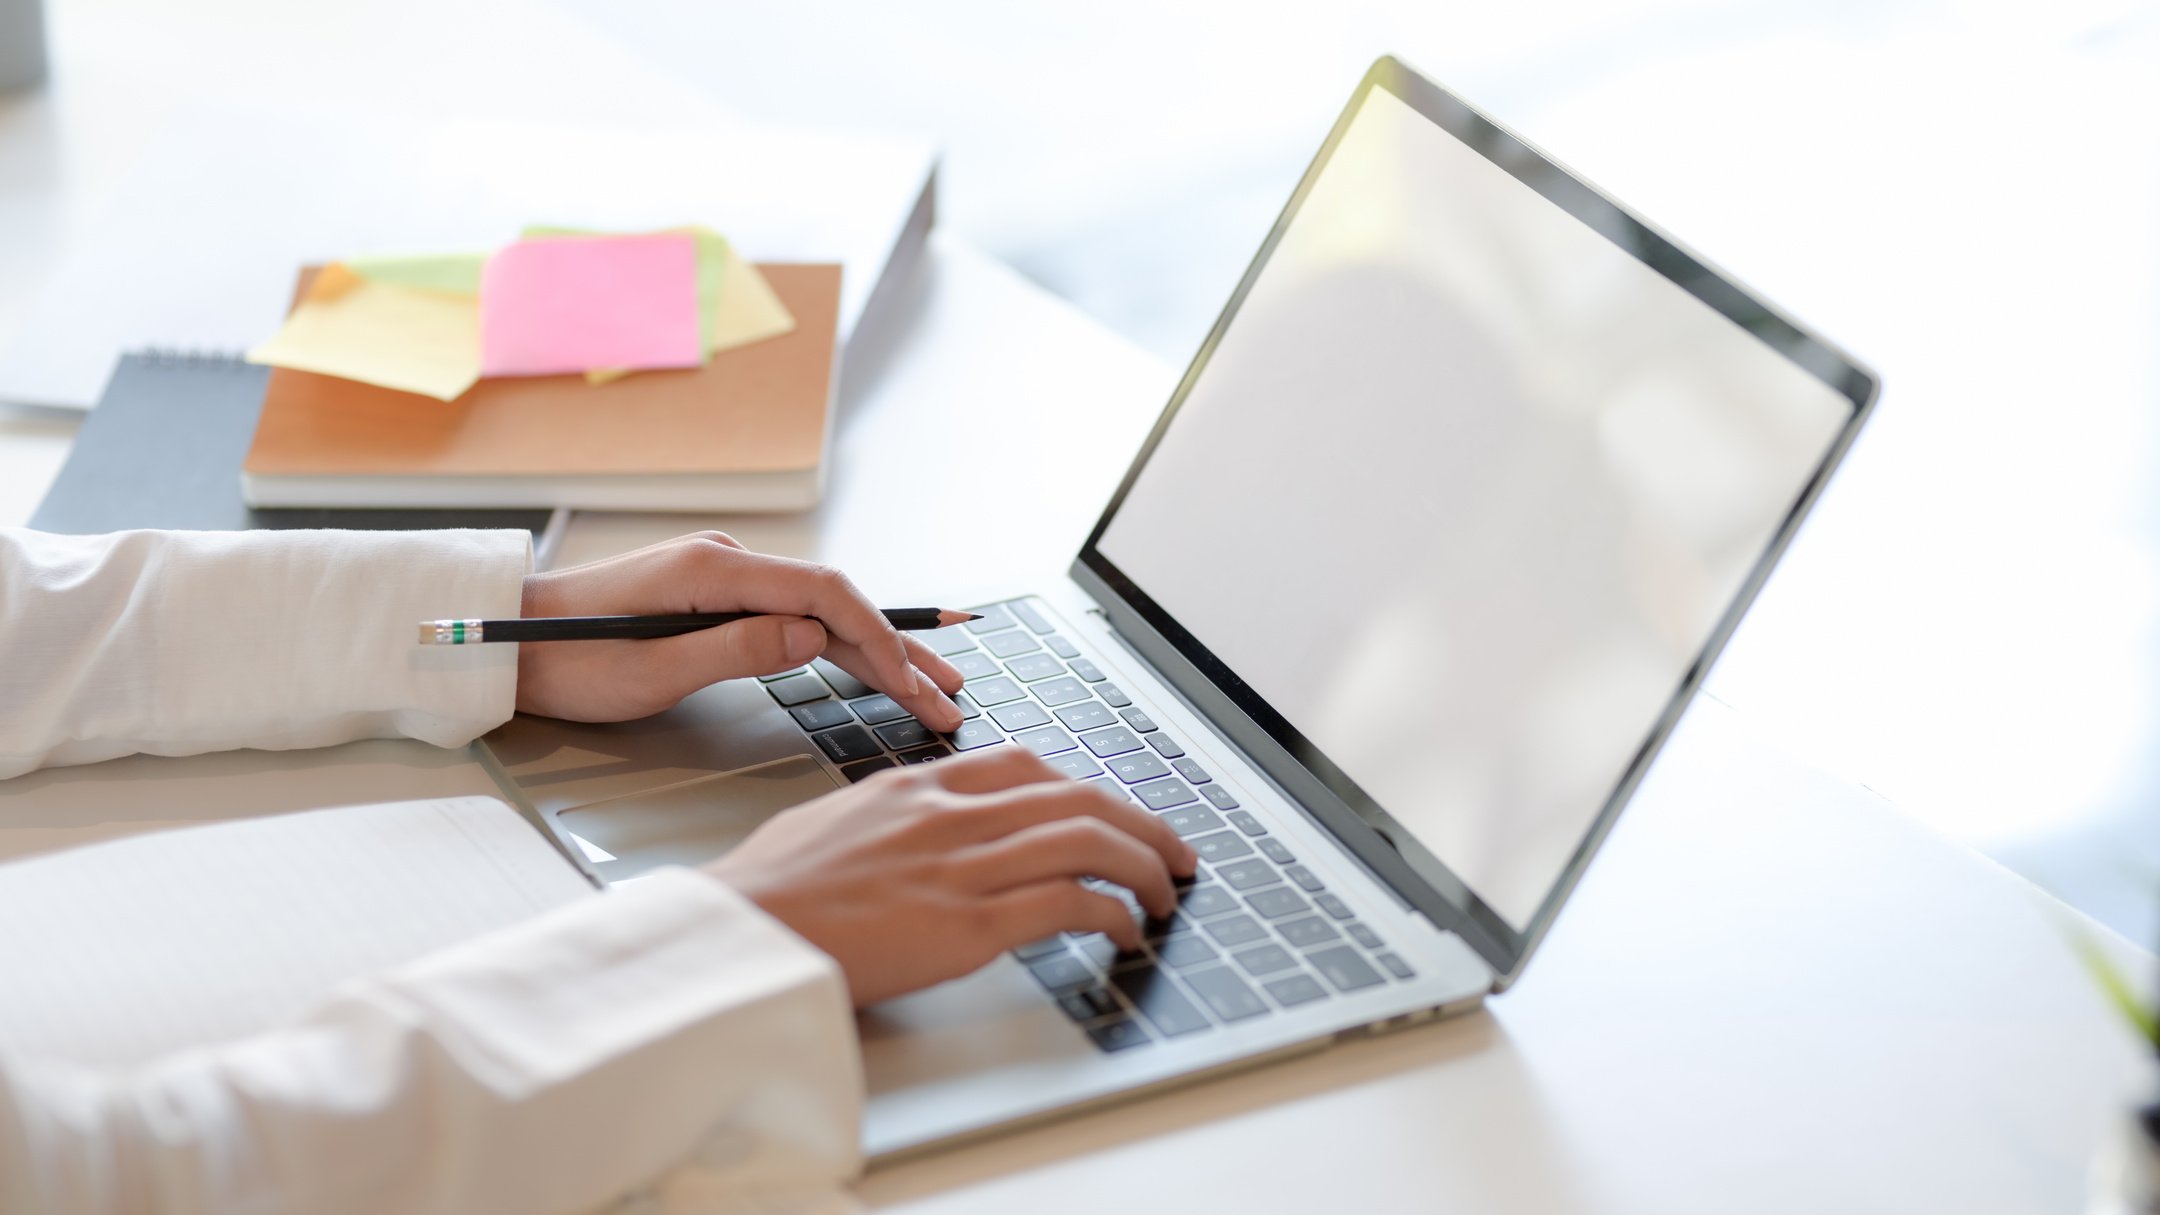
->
{"left": 0, "top": 528, "right": 864, "bottom": 1215}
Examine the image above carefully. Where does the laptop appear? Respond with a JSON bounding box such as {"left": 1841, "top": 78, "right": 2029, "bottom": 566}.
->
{"left": 482, "top": 56, "right": 1879, "bottom": 1161}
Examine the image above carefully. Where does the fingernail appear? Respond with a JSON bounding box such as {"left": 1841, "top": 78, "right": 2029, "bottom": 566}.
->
{"left": 909, "top": 667, "right": 928, "bottom": 698}
{"left": 783, "top": 619, "right": 824, "bottom": 663}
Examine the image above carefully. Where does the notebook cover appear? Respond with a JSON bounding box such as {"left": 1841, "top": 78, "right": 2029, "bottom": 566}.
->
{"left": 27, "top": 353, "right": 553, "bottom": 534}
{"left": 244, "top": 263, "right": 841, "bottom": 478}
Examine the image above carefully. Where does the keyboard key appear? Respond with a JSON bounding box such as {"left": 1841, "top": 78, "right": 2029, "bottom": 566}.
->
{"left": 1056, "top": 988, "right": 1112, "bottom": 1021}
{"left": 1081, "top": 726, "right": 1144, "bottom": 757}
{"left": 984, "top": 630, "right": 1042, "bottom": 659}
{"left": 1097, "top": 683, "right": 1132, "bottom": 708}
{"left": 1284, "top": 864, "right": 1324, "bottom": 892}
{"left": 1264, "top": 973, "right": 1330, "bottom": 1007}
{"left": 1179, "top": 885, "right": 1241, "bottom": 918}
{"left": 1031, "top": 676, "right": 1091, "bottom": 707}
{"left": 790, "top": 701, "right": 853, "bottom": 731}
{"left": 966, "top": 605, "right": 1015, "bottom": 634}
{"left": 920, "top": 626, "right": 979, "bottom": 656}
{"left": 1070, "top": 659, "right": 1106, "bottom": 682}
{"left": 966, "top": 676, "right": 1026, "bottom": 706}
{"left": 757, "top": 668, "right": 806, "bottom": 683}
{"left": 1314, "top": 893, "right": 1355, "bottom": 921}
{"left": 811, "top": 658, "right": 871, "bottom": 699}
{"left": 950, "top": 651, "right": 1002, "bottom": 680}
{"left": 1172, "top": 757, "right": 1211, "bottom": 783}
{"left": 1013, "top": 726, "right": 1078, "bottom": 756}
{"left": 1216, "top": 859, "right": 1281, "bottom": 890}
{"left": 989, "top": 700, "right": 1052, "bottom": 731}
{"left": 1377, "top": 952, "right": 1416, "bottom": 980}
{"left": 813, "top": 725, "right": 882, "bottom": 763}
{"left": 1080, "top": 777, "right": 1129, "bottom": 802}
{"left": 1232, "top": 943, "right": 1299, "bottom": 976}
{"left": 1044, "top": 751, "right": 1104, "bottom": 779}
{"left": 1183, "top": 966, "right": 1269, "bottom": 1022}
{"left": 1227, "top": 811, "right": 1266, "bottom": 837}
{"left": 765, "top": 674, "right": 831, "bottom": 707}
{"left": 876, "top": 719, "right": 937, "bottom": 750}
{"left": 948, "top": 720, "right": 1006, "bottom": 750}
{"left": 1133, "top": 778, "right": 1199, "bottom": 811}
{"left": 1010, "top": 600, "right": 1055, "bottom": 634}
{"left": 1069, "top": 933, "right": 1124, "bottom": 969}
{"left": 1201, "top": 913, "right": 1269, "bottom": 947}
{"left": 1143, "top": 910, "right": 1192, "bottom": 941}
{"left": 1200, "top": 784, "right": 1240, "bottom": 811}
{"left": 1147, "top": 733, "right": 1186, "bottom": 759}
{"left": 1005, "top": 653, "right": 1065, "bottom": 682}
{"left": 1119, "top": 708, "right": 1158, "bottom": 733}
{"left": 1246, "top": 887, "right": 1312, "bottom": 920}
{"left": 1030, "top": 955, "right": 1096, "bottom": 991}
{"left": 840, "top": 757, "right": 897, "bottom": 782}
{"left": 1277, "top": 917, "right": 1342, "bottom": 949}
{"left": 1111, "top": 966, "right": 1212, "bottom": 1037}
{"left": 897, "top": 745, "right": 953, "bottom": 764}
{"left": 1045, "top": 634, "right": 1081, "bottom": 658}
{"left": 1258, "top": 838, "right": 1296, "bottom": 865}
{"left": 1307, "top": 945, "right": 1386, "bottom": 992}
{"left": 1107, "top": 751, "right": 1172, "bottom": 784}
{"left": 1161, "top": 805, "right": 1225, "bottom": 837}
{"left": 1015, "top": 936, "right": 1068, "bottom": 960}
{"left": 953, "top": 691, "right": 983, "bottom": 720}
{"left": 1189, "top": 831, "right": 1254, "bottom": 864}
{"left": 848, "top": 694, "right": 912, "bottom": 725}
{"left": 1087, "top": 1018, "right": 1152, "bottom": 1052}
{"left": 1055, "top": 701, "right": 1116, "bottom": 732}
{"left": 1155, "top": 934, "right": 1219, "bottom": 968}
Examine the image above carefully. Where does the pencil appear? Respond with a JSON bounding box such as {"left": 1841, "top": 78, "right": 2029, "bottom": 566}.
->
{"left": 417, "top": 608, "right": 981, "bottom": 645}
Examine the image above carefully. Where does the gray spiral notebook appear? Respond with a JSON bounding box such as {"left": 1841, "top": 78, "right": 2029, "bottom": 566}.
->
{"left": 29, "top": 351, "right": 558, "bottom": 536}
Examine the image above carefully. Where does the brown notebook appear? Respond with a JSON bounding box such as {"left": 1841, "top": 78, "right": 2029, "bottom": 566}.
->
{"left": 242, "top": 263, "right": 842, "bottom": 512}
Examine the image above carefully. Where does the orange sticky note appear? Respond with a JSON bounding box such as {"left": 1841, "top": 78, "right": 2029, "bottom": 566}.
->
{"left": 479, "top": 233, "right": 702, "bottom": 377}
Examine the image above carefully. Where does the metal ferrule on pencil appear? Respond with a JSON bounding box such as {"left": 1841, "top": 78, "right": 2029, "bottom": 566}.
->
{"left": 418, "top": 619, "right": 486, "bottom": 646}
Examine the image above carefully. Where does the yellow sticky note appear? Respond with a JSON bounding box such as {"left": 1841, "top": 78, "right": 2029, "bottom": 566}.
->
{"left": 524, "top": 224, "right": 795, "bottom": 384}
{"left": 704, "top": 235, "right": 796, "bottom": 354}
{"left": 246, "top": 264, "right": 481, "bottom": 401}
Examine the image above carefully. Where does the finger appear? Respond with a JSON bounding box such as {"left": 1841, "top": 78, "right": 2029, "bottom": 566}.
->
{"left": 951, "top": 772, "right": 1198, "bottom": 879}
{"left": 897, "top": 633, "right": 965, "bottom": 694}
{"left": 634, "top": 615, "right": 828, "bottom": 701}
{"left": 953, "top": 816, "right": 1179, "bottom": 918}
{"left": 820, "top": 639, "right": 961, "bottom": 730}
{"left": 705, "top": 552, "right": 918, "bottom": 702}
{"left": 981, "top": 880, "right": 1145, "bottom": 951}
{"left": 927, "top": 746, "right": 1065, "bottom": 794}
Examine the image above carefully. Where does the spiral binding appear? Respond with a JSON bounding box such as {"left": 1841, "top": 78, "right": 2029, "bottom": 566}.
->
{"left": 137, "top": 347, "right": 249, "bottom": 369}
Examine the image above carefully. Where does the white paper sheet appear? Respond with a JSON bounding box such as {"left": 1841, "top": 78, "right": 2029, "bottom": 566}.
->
{"left": 0, "top": 796, "right": 590, "bottom": 1067}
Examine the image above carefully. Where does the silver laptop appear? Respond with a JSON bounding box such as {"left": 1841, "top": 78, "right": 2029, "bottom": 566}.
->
{"left": 483, "top": 57, "right": 1878, "bottom": 1161}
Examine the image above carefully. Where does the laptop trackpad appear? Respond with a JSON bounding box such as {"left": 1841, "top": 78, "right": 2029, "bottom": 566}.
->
{"left": 555, "top": 756, "right": 840, "bottom": 883}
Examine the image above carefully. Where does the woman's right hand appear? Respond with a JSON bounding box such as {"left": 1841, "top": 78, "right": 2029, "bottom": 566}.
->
{"left": 704, "top": 748, "right": 1197, "bottom": 1007}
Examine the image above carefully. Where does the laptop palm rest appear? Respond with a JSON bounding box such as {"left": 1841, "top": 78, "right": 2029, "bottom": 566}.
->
{"left": 554, "top": 757, "right": 839, "bottom": 882}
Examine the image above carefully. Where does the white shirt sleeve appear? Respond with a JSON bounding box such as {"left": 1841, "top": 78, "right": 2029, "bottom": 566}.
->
{"left": 0, "top": 528, "right": 870, "bottom": 1213}
{"left": 0, "top": 527, "right": 529, "bottom": 778}
{"left": 0, "top": 868, "right": 866, "bottom": 1215}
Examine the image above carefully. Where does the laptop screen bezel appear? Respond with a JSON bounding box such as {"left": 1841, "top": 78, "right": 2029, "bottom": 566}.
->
{"left": 1069, "top": 56, "right": 1879, "bottom": 987}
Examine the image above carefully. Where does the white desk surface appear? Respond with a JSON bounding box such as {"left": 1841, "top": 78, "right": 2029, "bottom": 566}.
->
{"left": 0, "top": 231, "right": 2144, "bottom": 1214}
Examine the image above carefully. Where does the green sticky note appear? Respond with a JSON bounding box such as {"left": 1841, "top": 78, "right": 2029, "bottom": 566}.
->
{"left": 346, "top": 253, "right": 489, "bottom": 297}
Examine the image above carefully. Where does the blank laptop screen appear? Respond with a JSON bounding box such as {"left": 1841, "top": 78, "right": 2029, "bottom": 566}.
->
{"left": 1092, "top": 84, "right": 1854, "bottom": 932}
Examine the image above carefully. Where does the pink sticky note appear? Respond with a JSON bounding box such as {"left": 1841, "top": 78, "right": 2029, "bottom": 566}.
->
{"left": 479, "top": 233, "right": 702, "bottom": 377}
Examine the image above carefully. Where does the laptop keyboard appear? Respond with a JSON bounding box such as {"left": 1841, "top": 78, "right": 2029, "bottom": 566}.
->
{"left": 764, "top": 597, "right": 1417, "bottom": 1052}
